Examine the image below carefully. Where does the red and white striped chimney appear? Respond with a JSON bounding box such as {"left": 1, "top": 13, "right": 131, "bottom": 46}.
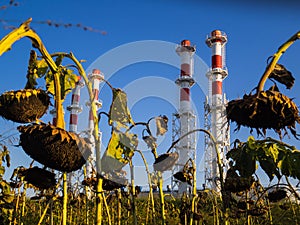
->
{"left": 175, "top": 40, "right": 196, "bottom": 193}
{"left": 86, "top": 69, "right": 104, "bottom": 179}
{"left": 175, "top": 40, "right": 195, "bottom": 113}
{"left": 206, "top": 30, "right": 227, "bottom": 103}
{"left": 88, "top": 69, "right": 104, "bottom": 132}
{"left": 205, "top": 29, "right": 228, "bottom": 191}
{"left": 67, "top": 76, "right": 84, "bottom": 133}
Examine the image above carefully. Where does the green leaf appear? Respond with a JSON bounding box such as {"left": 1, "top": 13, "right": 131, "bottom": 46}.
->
{"left": 281, "top": 150, "right": 300, "bottom": 180}
{"left": 259, "top": 158, "right": 280, "bottom": 181}
{"left": 61, "top": 67, "right": 78, "bottom": 99}
{"left": 45, "top": 66, "right": 79, "bottom": 100}
{"left": 106, "top": 131, "right": 124, "bottom": 160}
{"left": 24, "top": 50, "right": 49, "bottom": 89}
{"left": 256, "top": 143, "right": 281, "bottom": 181}
{"left": 226, "top": 142, "right": 256, "bottom": 177}
{"left": 227, "top": 136, "right": 300, "bottom": 181}
{"left": 265, "top": 143, "right": 279, "bottom": 161}
{"left": 36, "top": 59, "right": 48, "bottom": 77}
{"left": 55, "top": 54, "right": 64, "bottom": 66}
{"left": 24, "top": 50, "right": 39, "bottom": 89}
{"left": 45, "top": 71, "right": 54, "bottom": 95}
{"left": 118, "top": 131, "right": 138, "bottom": 159}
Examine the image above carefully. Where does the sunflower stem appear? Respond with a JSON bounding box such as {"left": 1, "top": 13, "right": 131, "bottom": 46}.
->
{"left": 102, "top": 192, "right": 112, "bottom": 225}
{"left": 13, "top": 177, "right": 22, "bottom": 225}
{"left": 285, "top": 176, "right": 300, "bottom": 200}
{"left": 117, "top": 188, "right": 122, "bottom": 225}
{"left": 61, "top": 172, "right": 68, "bottom": 225}
{"left": 136, "top": 149, "right": 156, "bottom": 224}
{"left": 37, "top": 196, "right": 57, "bottom": 225}
{"left": 129, "top": 160, "right": 137, "bottom": 225}
{"left": 20, "top": 183, "right": 27, "bottom": 225}
{"left": 158, "top": 171, "right": 166, "bottom": 225}
{"left": 166, "top": 128, "right": 228, "bottom": 224}
{"left": 257, "top": 31, "right": 300, "bottom": 93}
{"left": 189, "top": 159, "right": 197, "bottom": 225}
{"left": 83, "top": 166, "right": 90, "bottom": 225}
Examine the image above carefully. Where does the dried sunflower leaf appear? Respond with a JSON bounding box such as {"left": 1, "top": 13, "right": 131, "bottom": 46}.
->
{"left": 108, "top": 88, "right": 134, "bottom": 127}
{"left": 269, "top": 64, "right": 295, "bottom": 89}
{"left": 143, "top": 135, "right": 157, "bottom": 149}
{"left": 156, "top": 115, "right": 168, "bottom": 136}
{"left": 101, "top": 130, "right": 137, "bottom": 172}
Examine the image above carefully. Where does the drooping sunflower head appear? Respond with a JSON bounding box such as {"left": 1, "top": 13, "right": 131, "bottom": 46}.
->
{"left": 18, "top": 123, "right": 92, "bottom": 172}
{"left": 226, "top": 87, "right": 300, "bottom": 139}
{"left": 18, "top": 166, "right": 56, "bottom": 189}
{"left": 0, "top": 89, "right": 50, "bottom": 123}
{"left": 153, "top": 152, "right": 179, "bottom": 172}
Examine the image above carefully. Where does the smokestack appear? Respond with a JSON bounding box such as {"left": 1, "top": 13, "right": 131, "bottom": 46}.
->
{"left": 176, "top": 40, "right": 195, "bottom": 113}
{"left": 174, "top": 40, "right": 197, "bottom": 193}
{"left": 205, "top": 30, "right": 229, "bottom": 191}
{"left": 67, "top": 76, "right": 84, "bottom": 133}
{"left": 88, "top": 69, "right": 104, "bottom": 132}
{"left": 86, "top": 68, "right": 104, "bottom": 179}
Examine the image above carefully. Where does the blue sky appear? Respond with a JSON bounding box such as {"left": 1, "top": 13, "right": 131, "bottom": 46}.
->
{"left": 0, "top": 0, "right": 300, "bottom": 189}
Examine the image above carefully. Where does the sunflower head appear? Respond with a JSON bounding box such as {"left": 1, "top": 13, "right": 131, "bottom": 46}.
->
{"left": 226, "top": 87, "right": 300, "bottom": 139}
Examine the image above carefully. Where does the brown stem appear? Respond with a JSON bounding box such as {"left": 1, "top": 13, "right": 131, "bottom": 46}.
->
{"left": 257, "top": 31, "right": 300, "bottom": 93}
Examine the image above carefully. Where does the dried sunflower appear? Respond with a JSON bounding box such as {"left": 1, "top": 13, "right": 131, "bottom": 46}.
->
{"left": 153, "top": 152, "right": 179, "bottom": 172}
{"left": 267, "top": 188, "right": 287, "bottom": 202}
{"left": 226, "top": 85, "right": 300, "bottom": 138}
{"left": 18, "top": 166, "right": 56, "bottom": 189}
{"left": 0, "top": 89, "right": 50, "bottom": 123}
{"left": 224, "top": 167, "right": 255, "bottom": 193}
{"left": 101, "top": 173, "right": 128, "bottom": 191}
{"left": 18, "top": 123, "right": 92, "bottom": 172}
{"left": 227, "top": 30, "right": 300, "bottom": 138}
{"left": 82, "top": 172, "right": 128, "bottom": 191}
{"left": 173, "top": 171, "right": 193, "bottom": 186}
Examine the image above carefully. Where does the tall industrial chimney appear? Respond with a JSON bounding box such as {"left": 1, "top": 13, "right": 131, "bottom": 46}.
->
{"left": 172, "top": 40, "right": 197, "bottom": 193}
{"left": 204, "top": 30, "right": 230, "bottom": 191}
